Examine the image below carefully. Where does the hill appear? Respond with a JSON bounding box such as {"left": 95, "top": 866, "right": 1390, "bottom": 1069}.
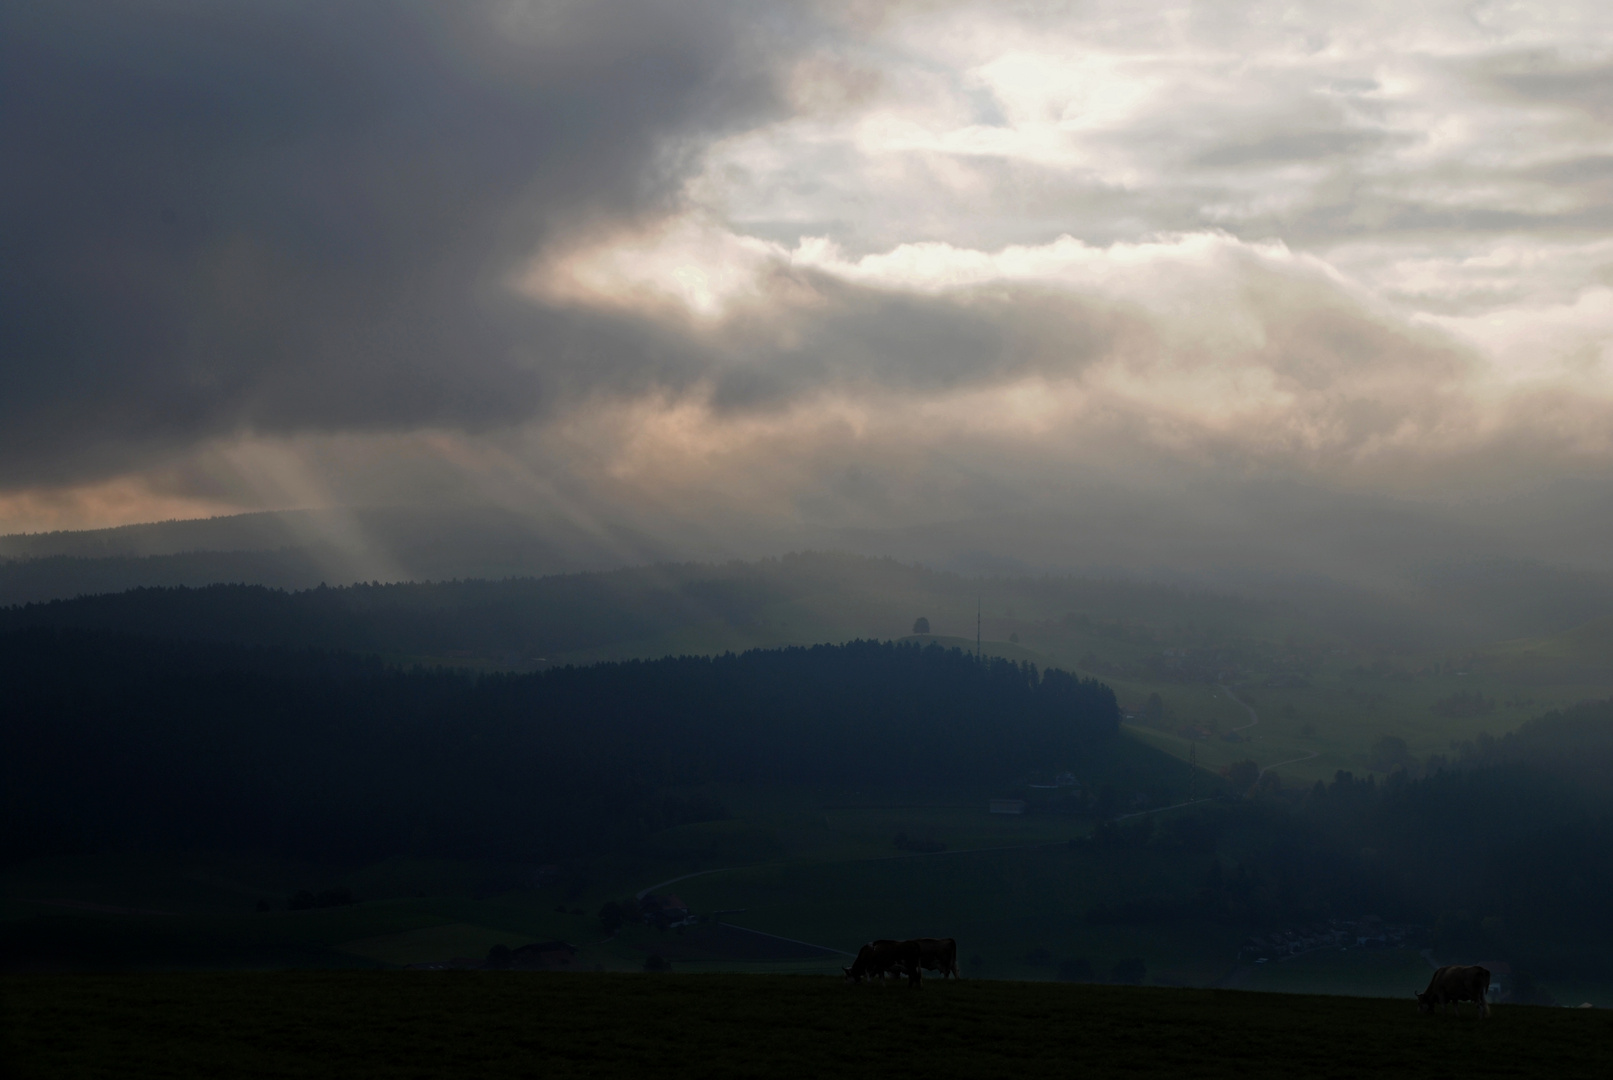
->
{"left": 0, "top": 551, "right": 1267, "bottom": 665}
{"left": 7, "top": 506, "right": 1613, "bottom": 650}
{"left": 7, "top": 554, "right": 1610, "bottom": 789}
{"left": 5, "top": 972, "right": 1608, "bottom": 1079}
{"left": 2, "top": 628, "right": 1118, "bottom": 865}
{"left": 1482, "top": 616, "right": 1613, "bottom": 683}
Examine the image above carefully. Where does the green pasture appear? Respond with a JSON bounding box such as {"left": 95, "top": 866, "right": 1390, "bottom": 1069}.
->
{"left": 7, "top": 972, "right": 1610, "bottom": 1079}
{"left": 2, "top": 781, "right": 1234, "bottom": 986}
{"left": 634, "top": 793, "right": 1091, "bottom": 872}
{"left": 1231, "top": 947, "right": 1435, "bottom": 999}
{"left": 1482, "top": 616, "right": 1613, "bottom": 683}
{"left": 5, "top": 803, "right": 1605, "bottom": 1003}
{"left": 1, "top": 852, "right": 597, "bottom": 972}
{"left": 1231, "top": 947, "right": 1613, "bottom": 1010}
{"left": 668, "top": 839, "right": 1240, "bottom": 984}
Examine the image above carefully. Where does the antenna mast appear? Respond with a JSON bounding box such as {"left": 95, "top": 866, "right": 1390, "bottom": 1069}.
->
{"left": 976, "top": 594, "right": 982, "bottom": 661}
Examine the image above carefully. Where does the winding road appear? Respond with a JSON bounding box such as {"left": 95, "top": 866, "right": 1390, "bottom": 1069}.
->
{"left": 636, "top": 868, "right": 734, "bottom": 901}
{"left": 1218, "top": 683, "right": 1320, "bottom": 776}
{"left": 633, "top": 867, "right": 854, "bottom": 957}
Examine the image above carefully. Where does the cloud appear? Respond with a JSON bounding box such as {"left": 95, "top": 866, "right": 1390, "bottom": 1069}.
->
{"left": 0, "top": 0, "right": 782, "bottom": 486}
{"left": 3, "top": 0, "right": 1613, "bottom": 586}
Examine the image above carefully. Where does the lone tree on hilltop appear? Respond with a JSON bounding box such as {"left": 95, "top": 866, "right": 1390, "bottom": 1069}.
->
{"left": 912, "top": 616, "right": 931, "bottom": 634}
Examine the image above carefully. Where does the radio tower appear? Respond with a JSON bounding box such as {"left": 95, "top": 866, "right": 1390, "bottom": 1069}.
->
{"left": 976, "top": 595, "right": 982, "bottom": 661}
{"left": 1188, "top": 742, "right": 1197, "bottom": 801}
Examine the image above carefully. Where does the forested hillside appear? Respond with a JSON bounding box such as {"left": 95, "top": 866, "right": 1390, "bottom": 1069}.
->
{"left": 0, "top": 549, "right": 330, "bottom": 608}
{"left": 1295, "top": 700, "right": 1613, "bottom": 976}
{"left": 1106, "top": 699, "right": 1613, "bottom": 982}
{"left": 2, "top": 629, "right": 1117, "bottom": 865}
{"left": 0, "top": 555, "right": 1263, "bottom": 668}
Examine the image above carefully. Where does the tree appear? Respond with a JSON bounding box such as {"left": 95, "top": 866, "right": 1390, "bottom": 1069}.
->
{"left": 598, "top": 901, "right": 625, "bottom": 936}
{"left": 1226, "top": 759, "right": 1259, "bottom": 793}
{"left": 912, "top": 616, "right": 930, "bottom": 634}
{"left": 1143, "top": 692, "right": 1164, "bottom": 726}
{"left": 1369, "top": 735, "right": 1413, "bottom": 772}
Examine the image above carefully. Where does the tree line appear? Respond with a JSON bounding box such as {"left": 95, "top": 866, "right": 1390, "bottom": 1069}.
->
{"left": 0, "top": 553, "right": 1264, "bottom": 662}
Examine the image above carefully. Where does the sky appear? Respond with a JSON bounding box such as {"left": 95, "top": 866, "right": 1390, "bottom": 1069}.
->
{"left": 4, "top": 1, "right": 1612, "bottom": 580}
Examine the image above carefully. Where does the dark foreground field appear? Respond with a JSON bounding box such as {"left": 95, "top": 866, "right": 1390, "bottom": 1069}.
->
{"left": 5, "top": 973, "right": 1609, "bottom": 1079}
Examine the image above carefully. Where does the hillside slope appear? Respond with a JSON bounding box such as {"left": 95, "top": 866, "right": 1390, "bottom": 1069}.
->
{"left": 6, "top": 973, "right": 1607, "bottom": 1079}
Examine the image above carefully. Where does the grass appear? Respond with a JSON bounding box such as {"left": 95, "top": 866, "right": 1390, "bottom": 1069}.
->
{"left": 1232, "top": 946, "right": 1436, "bottom": 999}
{"left": 2, "top": 834, "right": 1235, "bottom": 983}
{"left": 5, "top": 971, "right": 1610, "bottom": 1079}
{"left": 669, "top": 840, "right": 1241, "bottom": 982}
{"left": 1484, "top": 616, "right": 1613, "bottom": 682}
{"left": 338, "top": 923, "right": 541, "bottom": 967}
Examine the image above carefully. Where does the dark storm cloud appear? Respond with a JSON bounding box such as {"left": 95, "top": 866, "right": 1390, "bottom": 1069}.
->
{"left": 0, "top": 0, "right": 781, "bottom": 486}
{"left": 1480, "top": 52, "right": 1613, "bottom": 122}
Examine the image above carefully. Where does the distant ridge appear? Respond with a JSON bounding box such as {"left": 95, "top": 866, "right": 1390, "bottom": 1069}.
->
{"left": 0, "top": 506, "right": 705, "bottom": 597}
{"left": 1484, "top": 616, "right": 1613, "bottom": 682}
{"left": 0, "top": 509, "right": 318, "bottom": 558}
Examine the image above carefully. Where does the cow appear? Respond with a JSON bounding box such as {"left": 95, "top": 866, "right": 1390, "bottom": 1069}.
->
{"left": 915, "top": 937, "right": 961, "bottom": 979}
{"left": 844, "top": 939, "right": 922, "bottom": 987}
{"left": 843, "top": 939, "right": 895, "bottom": 983}
{"left": 1416, "top": 965, "right": 1491, "bottom": 1016}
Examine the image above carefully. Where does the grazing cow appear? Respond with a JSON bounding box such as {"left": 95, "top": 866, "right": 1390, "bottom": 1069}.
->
{"left": 843, "top": 940, "right": 895, "bottom": 983}
{"left": 844, "top": 939, "right": 922, "bottom": 986}
{"left": 915, "top": 937, "right": 961, "bottom": 979}
{"left": 1417, "top": 965, "right": 1491, "bottom": 1016}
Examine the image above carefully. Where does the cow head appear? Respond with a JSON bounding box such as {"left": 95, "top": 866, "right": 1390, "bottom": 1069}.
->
{"left": 1415, "top": 990, "right": 1434, "bottom": 1013}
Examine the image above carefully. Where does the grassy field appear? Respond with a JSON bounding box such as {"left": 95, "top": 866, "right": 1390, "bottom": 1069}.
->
{"left": 667, "top": 839, "right": 1240, "bottom": 984}
{"left": 6, "top": 972, "right": 1609, "bottom": 1079}
{"left": 1230, "top": 947, "right": 1438, "bottom": 998}
{"left": 12, "top": 767, "right": 1609, "bottom": 1003}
